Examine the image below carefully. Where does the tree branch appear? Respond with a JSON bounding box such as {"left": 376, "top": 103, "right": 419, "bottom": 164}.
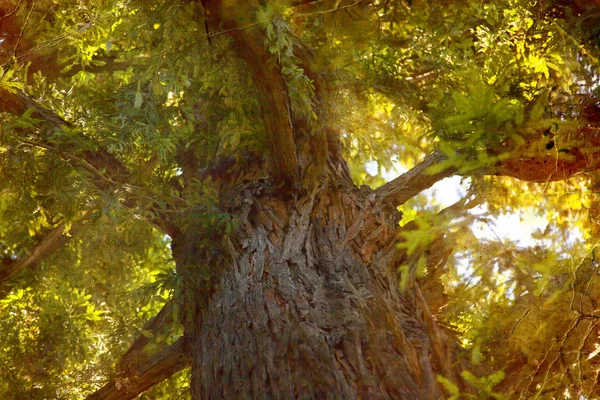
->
{"left": 374, "top": 149, "right": 456, "bottom": 205}
{"left": 85, "top": 301, "right": 182, "bottom": 400}
{"left": 292, "top": 45, "right": 331, "bottom": 186}
{"left": 0, "top": 221, "right": 83, "bottom": 300}
{"left": 376, "top": 124, "right": 600, "bottom": 206}
{"left": 487, "top": 127, "right": 600, "bottom": 182}
{"left": 231, "top": 31, "right": 299, "bottom": 188}
{"left": 85, "top": 337, "right": 189, "bottom": 400}
{"left": 1, "top": 7, "right": 129, "bottom": 80}
{"left": 116, "top": 300, "right": 174, "bottom": 374}
{"left": 32, "top": 56, "right": 134, "bottom": 81}
{"left": 205, "top": 1, "right": 300, "bottom": 189}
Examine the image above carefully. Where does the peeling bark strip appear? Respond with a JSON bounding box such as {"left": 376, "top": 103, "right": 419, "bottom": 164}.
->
{"left": 178, "top": 180, "right": 461, "bottom": 399}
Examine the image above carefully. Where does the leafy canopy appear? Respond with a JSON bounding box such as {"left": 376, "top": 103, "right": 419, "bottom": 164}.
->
{"left": 1, "top": 0, "right": 600, "bottom": 398}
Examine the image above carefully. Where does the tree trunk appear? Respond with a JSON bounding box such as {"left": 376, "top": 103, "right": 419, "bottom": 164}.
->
{"left": 166, "top": 4, "right": 465, "bottom": 397}
{"left": 173, "top": 178, "right": 459, "bottom": 399}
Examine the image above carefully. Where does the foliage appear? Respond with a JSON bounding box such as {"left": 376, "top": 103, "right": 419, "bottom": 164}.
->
{"left": 1, "top": 0, "right": 600, "bottom": 398}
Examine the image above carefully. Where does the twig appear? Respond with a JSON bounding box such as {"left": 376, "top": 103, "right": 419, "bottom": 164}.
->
{"left": 11, "top": 0, "right": 36, "bottom": 60}
{"left": 207, "top": 0, "right": 367, "bottom": 38}
{"left": 0, "top": 0, "right": 24, "bottom": 21}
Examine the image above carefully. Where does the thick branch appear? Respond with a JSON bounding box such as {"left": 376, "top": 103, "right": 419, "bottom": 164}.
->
{"left": 86, "top": 301, "right": 182, "bottom": 400}
{"left": 231, "top": 32, "right": 299, "bottom": 188}
{"left": 117, "top": 300, "right": 174, "bottom": 373}
{"left": 0, "top": 221, "right": 82, "bottom": 300}
{"left": 488, "top": 127, "right": 600, "bottom": 182}
{"left": 86, "top": 338, "right": 189, "bottom": 400}
{"left": 293, "top": 45, "right": 357, "bottom": 186}
{"left": 377, "top": 124, "right": 600, "bottom": 206}
{"left": 374, "top": 149, "right": 456, "bottom": 205}
{"left": 206, "top": 1, "right": 299, "bottom": 189}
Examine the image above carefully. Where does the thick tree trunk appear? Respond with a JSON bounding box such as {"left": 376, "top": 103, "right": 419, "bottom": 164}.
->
{"left": 173, "top": 179, "right": 459, "bottom": 399}
{"left": 165, "top": 4, "right": 466, "bottom": 397}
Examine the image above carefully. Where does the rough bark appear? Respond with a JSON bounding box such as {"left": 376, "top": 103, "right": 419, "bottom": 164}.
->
{"left": 173, "top": 176, "right": 462, "bottom": 399}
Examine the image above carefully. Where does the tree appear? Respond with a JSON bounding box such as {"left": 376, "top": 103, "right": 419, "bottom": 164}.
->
{"left": 1, "top": 0, "right": 600, "bottom": 398}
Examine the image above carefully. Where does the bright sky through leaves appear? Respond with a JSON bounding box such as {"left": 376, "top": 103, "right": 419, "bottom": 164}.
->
{"left": 368, "top": 159, "right": 567, "bottom": 246}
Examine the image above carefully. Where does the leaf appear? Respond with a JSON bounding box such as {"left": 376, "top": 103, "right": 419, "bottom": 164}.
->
{"left": 437, "top": 375, "right": 461, "bottom": 400}
{"left": 134, "top": 81, "right": 143, "bottom": 108}
{"left": 399, "top": 265, "right": 410, "bottom": 291}
{"left": 426, "top": 159, "right": 455, "bottom": 175}
{"left": 140, "top": 329, "right": 155, "bottom": 339}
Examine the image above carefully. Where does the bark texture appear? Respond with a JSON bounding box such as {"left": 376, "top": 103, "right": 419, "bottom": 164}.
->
{"left": 170, "top": 4, "right": 464, "bottom": 398}
{"left": 173, "top": 176, "right": 459, "bottom": 399}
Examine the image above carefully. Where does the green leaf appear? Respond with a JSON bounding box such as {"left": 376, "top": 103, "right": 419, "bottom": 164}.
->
{"left": 437, "top": 375, "right": 461, "bottom": 399}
